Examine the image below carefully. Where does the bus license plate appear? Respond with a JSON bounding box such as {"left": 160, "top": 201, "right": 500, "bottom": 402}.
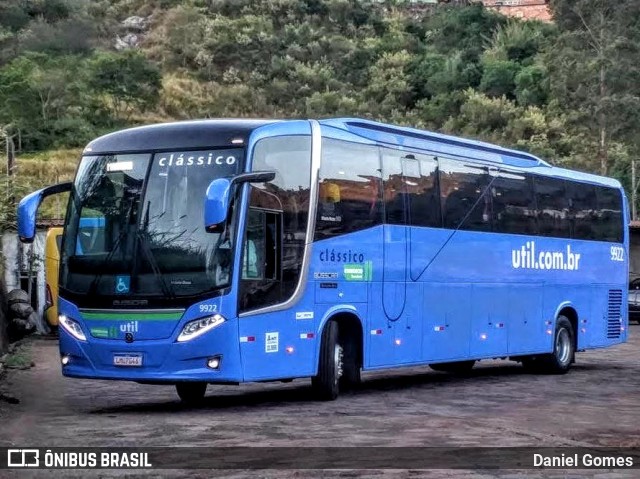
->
{"left": 113, "top": 354, "right": 143, "bottom": 367}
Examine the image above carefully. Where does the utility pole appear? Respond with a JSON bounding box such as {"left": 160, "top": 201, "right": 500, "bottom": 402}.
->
{"left": 5, "top": 129, "right": 16, "bottom": 212}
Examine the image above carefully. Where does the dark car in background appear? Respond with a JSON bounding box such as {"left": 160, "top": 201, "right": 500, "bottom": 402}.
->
{"left": 629, "top": 277, "right": 640, "bottom": 324}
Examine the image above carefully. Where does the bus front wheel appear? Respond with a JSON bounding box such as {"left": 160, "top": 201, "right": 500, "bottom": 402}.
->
{"left": 176, "top": 382, "right": 207, "bottom": 404}
{"left": 312, "top": 320, "right": 342, "bottom": 400}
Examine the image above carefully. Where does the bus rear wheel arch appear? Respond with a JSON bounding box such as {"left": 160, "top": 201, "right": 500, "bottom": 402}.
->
{"left": 312, "top": 315, "right": 363, "bottom": 400}
{"left": 522, "top": 314, "right": 576, "bottom": 374}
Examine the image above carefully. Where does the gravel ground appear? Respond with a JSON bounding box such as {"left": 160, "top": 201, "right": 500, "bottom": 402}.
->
{"left": 1, "top": 325, "right": 639, "bottom": 478}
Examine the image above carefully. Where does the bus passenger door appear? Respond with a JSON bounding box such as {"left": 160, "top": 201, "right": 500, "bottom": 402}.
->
{"left": 237, "top": 133, "right": 316, "bottom": 382}
{"left": 377, "top": 152, "right": 425, "bottom": 365}
{"left": 381, "top": 151, "right": 407, "bottom": 321}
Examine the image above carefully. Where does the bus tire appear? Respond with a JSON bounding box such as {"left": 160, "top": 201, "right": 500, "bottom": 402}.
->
{"left": 311, "top": 320, "right": 342, "bottom": 400}
{"left": 176, "top": 382, "right": 207, "bottom": 404}
{"left": 537, "top": 316, "right": 575, "bottom": 374}
{"left": 429, "top": 360, "right": 475, "bottom": 374}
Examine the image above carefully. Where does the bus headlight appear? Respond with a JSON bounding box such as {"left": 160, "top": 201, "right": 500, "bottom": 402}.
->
{"left": 177, "top": 314, "right": 226, "bottom": 342}
{"left": 59, "top": 315, "right": 87, "bottom": 341}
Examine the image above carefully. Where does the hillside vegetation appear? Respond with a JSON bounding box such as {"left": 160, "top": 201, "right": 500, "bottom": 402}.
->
{"left": 1, "top": 0, "right": 639, "bottom": 220}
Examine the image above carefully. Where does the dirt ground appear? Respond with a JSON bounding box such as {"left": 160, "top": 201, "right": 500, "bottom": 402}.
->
{"left": 1, "top": 326, "right": 640, "bottom": 478}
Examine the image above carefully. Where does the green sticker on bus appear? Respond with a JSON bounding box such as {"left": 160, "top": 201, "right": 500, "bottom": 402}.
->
{"left": 90, "top": 326, "right": 119, "bottom": 339}
{"left": 343, "top": 261, "right": 373, "bottom": 281}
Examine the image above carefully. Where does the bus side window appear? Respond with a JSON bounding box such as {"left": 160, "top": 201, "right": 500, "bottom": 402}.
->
{"left": 534, "top": 177, "right": 570, "bottom": 238}
{"left": 567, "top": 182, "right": 597, "bottom": 240}
{"left": 491, "top": 170, "right": 537, "bottom": 235}
{"left": 242, "top": 208, "right": 279, "bottom": 281}
{"left": 412, "top": 156, "right": 442, "bottom": 228}
{"left": 315, "top": 139, "right": 382, "bottom": 240}
{"left": 595, "top": 186, "right": 623, "bottom": 243}
{"left": 382, "top": 151, "right": 406, "bottom": 225}
{"left": 439, "top": 159, "right": 491, "bottom": 232}
{"left": 239, "top": 208, "right": 281, "bottom": 311}
{"left": 383, "top": 152, "right": 441, "bottom": 228}
{"left": 245, "top": 135, "right": 311, "bottom": 311}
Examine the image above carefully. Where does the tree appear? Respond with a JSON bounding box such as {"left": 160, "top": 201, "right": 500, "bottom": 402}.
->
{"left": 548, "top": 0, "right": 640, "bottom": 175}
{"left": 87, "top": 51, "right": 162, "bottom": 119}
{"left": 479, "top": 59, "right": 519, "bottom": 99}
{"left": 0, "top": 53, "right": 91, "bottom": 150}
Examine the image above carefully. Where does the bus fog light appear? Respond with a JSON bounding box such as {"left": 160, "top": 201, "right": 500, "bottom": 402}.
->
{"left": 207, "top": 357, "right": 221, "bottom": 369}
{"left": 178, "top": 314, "right": 226, "bottom": 342}
{"left": 61, "top": 355, "right": 71, "bottom": 366}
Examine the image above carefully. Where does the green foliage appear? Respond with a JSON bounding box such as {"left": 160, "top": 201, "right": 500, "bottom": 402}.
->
{"left": 0, "top": 53, "right": 91, "bottom": 150}
{"left": 479, "top": 59, "right": 519, "bottom": 99}
{"left": 547, "top": 0, "right": 640, "bottom": 174}
{"left": 87, "top": 51, "right": 162, "bottom": 118}
{"left": 515, "top": 64, "right": 549, "bottom": 107}
{"left": 0, "top": 0, "right": 639, "bottom": 219}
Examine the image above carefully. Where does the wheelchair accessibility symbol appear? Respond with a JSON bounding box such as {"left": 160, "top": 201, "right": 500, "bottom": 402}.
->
{"left": 115, "top": 275, "right": 131, "bottom": 294}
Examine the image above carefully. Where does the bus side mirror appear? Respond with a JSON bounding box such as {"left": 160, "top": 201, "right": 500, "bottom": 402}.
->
{"left": 204, "top": 171, "right": 276, "bottom": 232}
{"left": 17, "top": 182, "right": 72, "bottom": 243}
{"left": 204, "top": 178, "right": 233, "bottom": 231}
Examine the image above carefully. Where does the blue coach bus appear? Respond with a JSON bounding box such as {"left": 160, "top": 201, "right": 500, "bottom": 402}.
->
{"left": 17, "top": 119, "right": 628, "bottom": 403}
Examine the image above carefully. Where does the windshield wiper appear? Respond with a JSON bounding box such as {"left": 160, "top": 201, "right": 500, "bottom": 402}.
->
{"left": 135, "top": 229, "right": 176, "bottom": 300}
{"left": 88, "top": 196, "right": 137, "bottom": 296}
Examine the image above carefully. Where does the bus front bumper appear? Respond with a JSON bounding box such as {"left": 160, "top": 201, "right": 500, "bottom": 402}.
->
{"left": 58, "top": 326, "right": 243, "bottom": 383}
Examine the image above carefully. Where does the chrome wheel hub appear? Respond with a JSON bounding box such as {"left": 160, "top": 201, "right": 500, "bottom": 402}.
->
{"left": 556, "top": 328, "right": 571, "bottom": 365}
{"left": 334, "top": 343, "right": 344, "bottom": 383}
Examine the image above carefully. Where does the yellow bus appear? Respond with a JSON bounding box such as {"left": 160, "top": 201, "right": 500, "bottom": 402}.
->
{"left": 44, "top": 227, "right": 63, "bottom": 328}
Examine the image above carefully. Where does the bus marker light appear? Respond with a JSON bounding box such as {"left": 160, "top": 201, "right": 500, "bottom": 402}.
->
{"left": 480, "top": 333, "right": 487, "bottom": 340}
{"left": 434, "top": 326, "right": 445, "bottom": 332}
{"left": 621, "top": 326, "right": 625, "bottom": 332}
{"left": 395, "top": 339, "right": 401, "bottom": 346}
{"left": 286, "top": 347, "right": 294, "bottom": 354}
{"left": 240, "top": 336, "right": 255, "bottom": 343}
{"left": 370, "top": 329, "right": 383, "bottom": 335}
{"left": 581, "top": 328, "right": 586, "bottom": 333}
{"left": 231, "top": 138, "right": 244, "bottom": 145}
{"left": 61, "top": 355, "right": 70, "bottom": 366}
{"left": 299, "top": 333, "right": 314, "bottom": 339}
{"left": 546, "top": 329, "right": 553, "bottom": 335}
{"left": 496, "top": 323, "right": 504, "bottom": 329}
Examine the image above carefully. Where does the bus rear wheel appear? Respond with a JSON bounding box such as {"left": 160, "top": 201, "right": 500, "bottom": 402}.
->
{"left": 176, "top": 382, "right": 207, "bottom": 404}
{"left": 429, "top": 360, "right": 476, "bottom": 374}
{"left": 312, "top": 321, "right": 343, "bottom": 400}
{"left": 523, "top": 316, "right": 575, "bottom": 374}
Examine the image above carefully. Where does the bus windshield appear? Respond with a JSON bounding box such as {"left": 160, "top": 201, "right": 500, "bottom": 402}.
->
{"left": 60, "top": 149, "right": 243, "bottom": 302}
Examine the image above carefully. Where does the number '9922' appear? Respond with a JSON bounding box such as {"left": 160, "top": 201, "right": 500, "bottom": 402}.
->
{"left": 199, "top": 304, "right": 218, "bottom": 314}
{"left": 611, "top": 246, "right": 625, "bottom": 262}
